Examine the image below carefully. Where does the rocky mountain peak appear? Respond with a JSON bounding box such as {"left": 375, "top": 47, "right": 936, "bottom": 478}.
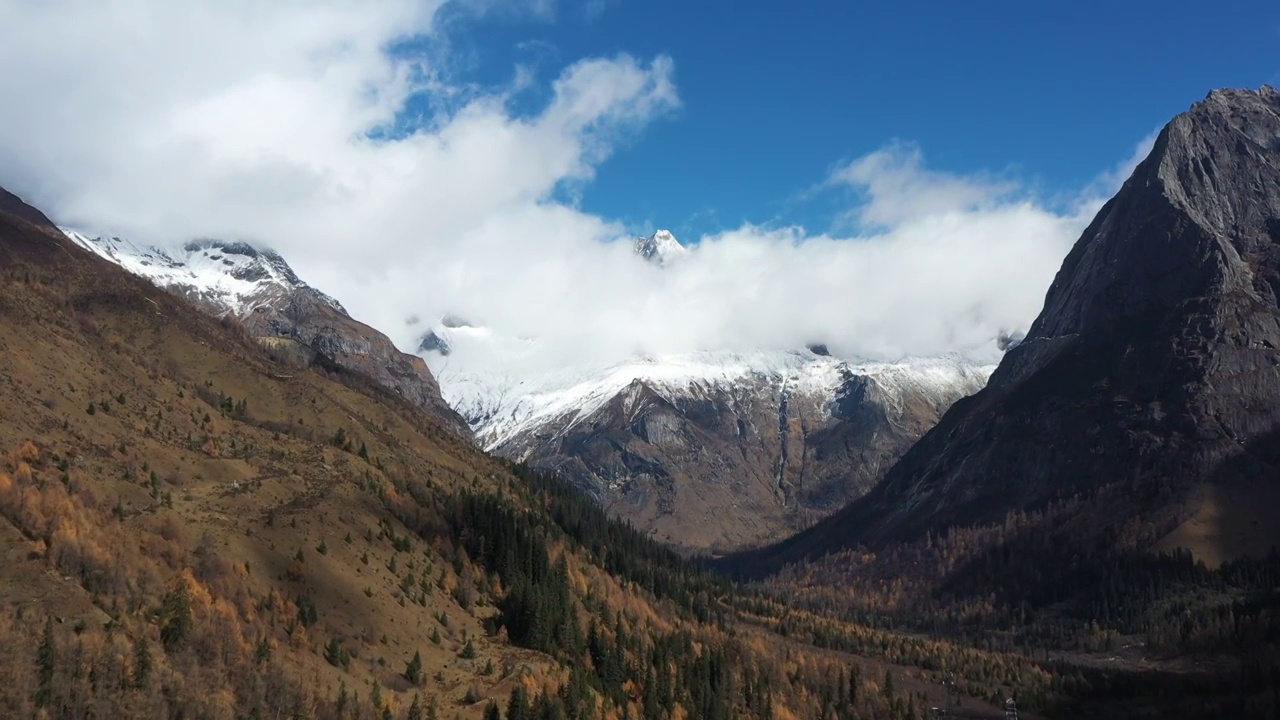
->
{"left": 995, "top": 85, "right": 1280, "bottom": 386}
{"left": 635, "top": 229, "right": 686, "bottom": 266}
{"left": 748, "top": 86, "right": 1280, "bottom": 566}
{"left": 60, "top": 228, "right": 471, "bottom": 439}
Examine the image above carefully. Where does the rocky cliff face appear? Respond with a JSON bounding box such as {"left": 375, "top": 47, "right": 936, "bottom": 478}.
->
{"left": 517, "top": 361, "right": 987, "bottom": 551}
{"left": 61, "top": 231, "right": 471, "bottom": 439}
{"left": 239, "top": 284, "right": 471, "bottom": 439}
{"left": 434, "top": 343, "right": 990, "bottom": 551}
{"left": 760, "top": 87, "right": 1280, "bottom": 565}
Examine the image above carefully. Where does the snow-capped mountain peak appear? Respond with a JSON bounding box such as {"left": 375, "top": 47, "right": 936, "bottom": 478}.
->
{"left": 634, "top": 229, "right": 686, "bottom": 266}
{"left": 59, "top": 226, "right": 473, "bottom": 438}
{"left": 420, "top": 321, "right": 993, "bottom": 548}
{"left": 61, "top": 228, "right": 344, "bottom": 317}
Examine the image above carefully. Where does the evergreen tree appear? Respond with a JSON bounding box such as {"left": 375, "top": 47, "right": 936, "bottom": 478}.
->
{"left": 405, "top": 649, "right": 424, "bottom": 685}
{"left": 35, "top": 617, "right": 54, "bottom": 708}
{"left": 326, "top": 637, "right": 344, "bottom": 667}
{"left": 133, "top": 637, "right": 152, "bottom": 688}
{"left": 483, "top": 701, "right": 501, "bottom": 720}
{"left": 408, "top": 693, "right": 425, "bottom": 720}
{"left": 336, "top": 681, "right": 349, "bottom": 718}
{"left": 507, "top": 686, "right": 530, "bottom": 720}
{"left": 160, "top": 581, "right": 192, "bottom": 648}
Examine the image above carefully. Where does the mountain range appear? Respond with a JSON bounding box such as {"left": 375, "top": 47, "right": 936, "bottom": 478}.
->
{"left": 3, "top": 85, "right": 1280, "bottom": 718}
{"left": 64, "top": 226, "right": 993, "bottom": 551}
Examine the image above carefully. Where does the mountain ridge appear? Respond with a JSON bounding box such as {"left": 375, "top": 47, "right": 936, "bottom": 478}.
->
{"left": 59, "top": 229, "right": 472, "bottom": 439}
{"left": 428, "top": 328, "right": 992, "bottom": 549}
{"left": 738, "top": 85, "right": 1280, "bottom": 571}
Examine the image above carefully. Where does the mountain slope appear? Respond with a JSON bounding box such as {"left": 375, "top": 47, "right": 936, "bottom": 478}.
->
{"left": 0, "top": 186, "right": 1058, "bottom": 720}
{"left": 0, "top": 187, "right": 57, "bottom": 229}
{"left": 748, "top": 86, "right": 1280, "bottom": 569}
{"left": 434, "top": 344, "right": 990, "bottom": 550}
{"left": 62, "top": 229, "right": 471, "bottom": 439}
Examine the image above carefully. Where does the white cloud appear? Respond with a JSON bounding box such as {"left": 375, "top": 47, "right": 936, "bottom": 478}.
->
{"left": 828, "top": 143, "right": 1018, "bottom": 229}
{"left": 0, "top": 0, "right": 1145, "bottom": 375}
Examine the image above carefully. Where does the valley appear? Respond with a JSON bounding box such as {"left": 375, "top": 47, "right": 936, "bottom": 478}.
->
{"left": 0, "top": 14, "right": 1278, "bottom": 715}
{"left": 70, "top": 226, "right": 994, "bottom": 552}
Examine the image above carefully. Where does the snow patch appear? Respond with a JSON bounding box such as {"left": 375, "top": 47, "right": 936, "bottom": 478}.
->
{"left": 425, "top": 321, "right": 993, "bottom": 453}
{"left": 61, "top": 228, "right": 343, "bottom": 318}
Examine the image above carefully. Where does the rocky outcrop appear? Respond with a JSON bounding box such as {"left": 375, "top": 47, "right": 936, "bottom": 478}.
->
{"left": 756, "top": 87, "right": 1280, "bottom": 566}
{"left": 240, "top": 287, "right": 471, "bottom": 438}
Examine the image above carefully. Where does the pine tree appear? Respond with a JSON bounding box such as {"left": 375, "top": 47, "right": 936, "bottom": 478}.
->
{"left": 483, "top": 702, "right": 501, "bottom": 720}
{"left": 255, "top": 635, "right": 271, "bottom": 664}
{"left": 326, "top": 637, "right": 344, "bottom": 667}
{"left": 507, "top": 686, "right": 530, "bottom": 720}
{"left": 35, "top": 617, "right": 54, "bottom": 708}
{"left": 408, "top": 693, "right": 425, "bottom": 720}
{"left": 336, "top": 681, "right": 349, "bottom": 718}
{"left": 160, "top": 581, "right": 192, "bottom": 648}
{"left": 405, "top": 649, "right": 424, "bottom": 685}
{"left": 133, "top": 637, "right": 152, "bottom": 688}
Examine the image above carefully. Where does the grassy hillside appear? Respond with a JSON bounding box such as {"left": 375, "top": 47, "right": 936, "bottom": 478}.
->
{"left": 8, "top": 194, "right": 1268, "bottom": 719}
{"left": 0, "top": 201, "right": 1042, "bottom": 720}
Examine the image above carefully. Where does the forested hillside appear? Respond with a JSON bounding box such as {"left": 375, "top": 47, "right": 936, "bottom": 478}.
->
{"left": 0, "top": 192, "right": 1033, "bottom": 719}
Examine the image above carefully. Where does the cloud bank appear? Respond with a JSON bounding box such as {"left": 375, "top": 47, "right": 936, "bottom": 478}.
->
{"left": 0, "top": 1, "right": 1138, "bottom": 371}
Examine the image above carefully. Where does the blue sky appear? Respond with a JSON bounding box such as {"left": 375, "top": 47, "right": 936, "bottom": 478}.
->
{"left": 435, "top": 0, "right": 1280, "bottom": 238}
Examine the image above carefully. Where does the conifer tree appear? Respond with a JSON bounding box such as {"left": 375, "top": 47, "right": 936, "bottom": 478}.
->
{"left": 160, "top": 581, "right": 192, "bottom": 648}
{"left": 133, "top": 637, "right": 152, "bottom": 688}
{"left": 507, "top": 686, "right": 530, "bottom": 720}
{"left": 336, "top": 681, "right": 349, "bottom": 718}
{"left": 405, "top": 649, "right": 424, "bottom": 685}
{"left": 35, "top": 617, "right": 54, "bottom": 708}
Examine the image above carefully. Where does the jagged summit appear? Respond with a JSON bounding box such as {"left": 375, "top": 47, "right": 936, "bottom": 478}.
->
{"left": 62, "top": 230, "right": 345, "bottom": 317}
{"left": 418, "top": 329, "right": 452, "bottom": 356}
{"left": 425, "top": 325, "right": 992, "bottom": 549}
{"left": 747, "top": 86, "right": 1280, "bottom": 568}
{"left": 59, "top": 227, "right": 471, "bottom": 439}
{"left": 634, "top": 229, "right": 686, "bottom": 265}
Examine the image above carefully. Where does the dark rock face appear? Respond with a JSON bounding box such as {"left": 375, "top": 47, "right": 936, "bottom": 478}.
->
{"left": 760, "top": 87, "right": 1280, "bottom": 564}
{"left": 237, "top": 287, "right": 472, "bottom": 439}
{"left": 417, "top": 329, "right": 452, "bottom": 356}
{"left": 0, "top": 187, "right": 57, "bottom": 230}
